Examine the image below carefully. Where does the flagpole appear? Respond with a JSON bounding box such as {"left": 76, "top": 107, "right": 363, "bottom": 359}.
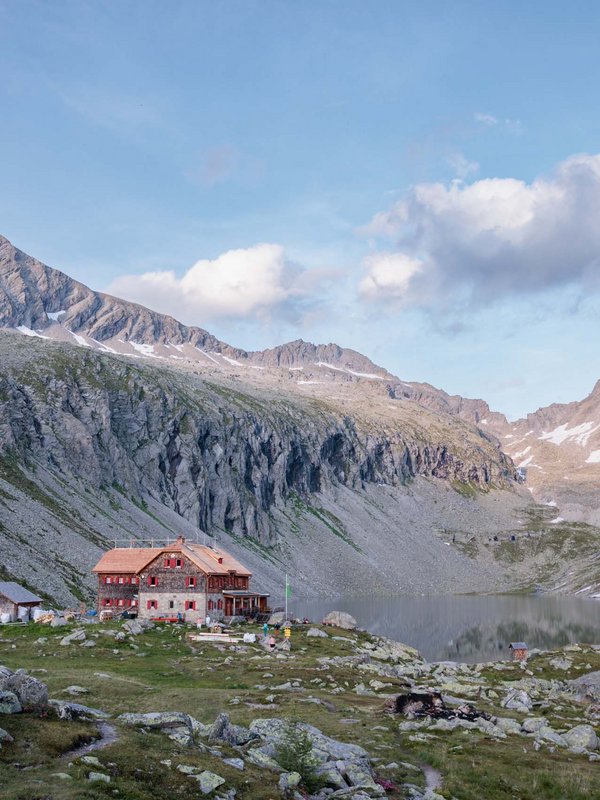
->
{"left": 285, "top": 573, "right": 288, "bottom": 621}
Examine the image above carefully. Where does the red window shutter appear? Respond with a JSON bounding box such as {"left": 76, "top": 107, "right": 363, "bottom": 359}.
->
{"left": 217, "top": 599, "right": 223, "bottom": 610}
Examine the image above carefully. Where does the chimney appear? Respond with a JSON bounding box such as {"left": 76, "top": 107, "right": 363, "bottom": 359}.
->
{"left": 176, "top": 536, "right": 186, "bottom": 545}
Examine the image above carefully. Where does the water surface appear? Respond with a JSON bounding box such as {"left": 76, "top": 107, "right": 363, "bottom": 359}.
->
{"left": 292, "top": 594, "right": 600, "bottom": 662}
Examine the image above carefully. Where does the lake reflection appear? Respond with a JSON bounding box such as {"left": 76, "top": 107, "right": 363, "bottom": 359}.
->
{"left": 292, "top": 594, "right": 600, "bottom": 663}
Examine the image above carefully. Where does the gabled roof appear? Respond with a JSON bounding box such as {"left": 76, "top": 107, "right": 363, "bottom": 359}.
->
{"left": 183, "top": 543, "right": 251, "bottom": 577}
{"left": 92, "top": 548, "right": 164, "bottom": 574}
{"left": 509, "top": 642, "right": 528, "bottom": 649}
{"left": 0, "top": 581, "right": 43, "bottom": 604}
{"left": 92, "top": 541, "right": 251, "bottom": 578}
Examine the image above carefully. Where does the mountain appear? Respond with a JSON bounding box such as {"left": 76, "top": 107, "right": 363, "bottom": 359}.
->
{"left": 476, "top": 381, "right": 600, "bottom": 527}
{"left": 0, "top": 233, "right": 598, "bottom": 605}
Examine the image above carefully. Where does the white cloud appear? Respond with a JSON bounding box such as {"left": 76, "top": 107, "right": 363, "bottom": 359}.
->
{"left": 360, "top": 153, "right": 600, "bottom": 309}
{"left": 359, "top": 253, "right": 424, "bottom": 304}
{"left": 475, "top": 112, "right": 524, "bottom": 135}
{"left": 446, "top": 152, "right": 479, "bottom": 179}
{"left": 107, "top": 243, "right": 308, "bottom": 322}
{"left": 475, "top": 112, "right": 498, "bottom": 127}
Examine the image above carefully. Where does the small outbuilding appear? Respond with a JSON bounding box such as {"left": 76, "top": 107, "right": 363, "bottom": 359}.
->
{"left": 509, "top": 641, "right": 529, "bottom": 662}
{"left": 0, "top": 581, "right": 43, "bottom": 623}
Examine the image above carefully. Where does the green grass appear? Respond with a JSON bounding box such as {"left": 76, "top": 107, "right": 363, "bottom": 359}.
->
{"left": 0, "top": 621, "right": 599, "bottom": 800}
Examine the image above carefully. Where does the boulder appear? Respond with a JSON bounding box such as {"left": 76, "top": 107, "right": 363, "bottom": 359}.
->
{"left": 245, "top": 748, "right": 283, "bottom": 772}
{"left": 521, "top": 717, "right": 548, "bottom": 734}
{"left": 123, "top": 620, "right": 145, "bottom": 636}
{"left": 60, "top": 630, "right": 86, "bottom": 646}
{"left": 80, "top": 756, "right": 103, "bottom": 767}
{"left": 88, "top": 772, "right": 111, "bottom": 783}
{"left": 118, "top": 711, "right": 192, "bottom": 730}
{"left": 222, "top": 758, "right": 244, "bottom": 771}
{"left": 4, "top": 672, "right": 48, "bottom": 710}
{"left": 315, "top": 762, "right": 347, "bottom": 790}
{"left": 549, "top": 657, "right": 572, "bottom": 671}
{"left": 493, "top": 717, "right": 522, "bottom": 735}
{"left": 536, "top": 726, "right": 567, "bottom": 747}
{"left": 49, "top": 700, "right": 110, "bottom": 720}
{"left": 307, "top": 628, "right": 329, "bottom": 638}
{"left": 501, "top": 689, "right": 532, "bottom": 712}
{"left": 344, "top": 762, "right": 383, "bottom": 794}
{"left": 50, "top": 616, "right": 68, "bottom": 628}
{"left": 322, "top": 611, "right": 358, "bottom": 630}
{"left": 195, "top": 771, "right": 226, "bottom": 795}
{"left": 268, "top": 612, "right": 286, "bottom": 626}
{"left": 0, "top": 726, "right": 14, "bottom": 743}
{"left": 208, "top": 713, "right": 254, "bottom": 746}
{"left": 278, "top": 771, "right": 301, "bottom": 793}
{"left": 0, "top": 666, "right": 13, "bottom": 688}
{"left": 563, "top": 724, "right": 599, "bottom": 751}
{"left": 569, "top": 670, "right": 600, "bottom": 701}
{"left": 0, "top": 691, "right": 22, "bottom": 714}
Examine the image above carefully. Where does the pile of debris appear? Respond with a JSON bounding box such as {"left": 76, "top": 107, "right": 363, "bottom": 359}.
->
{"left": 394, "top": 690, "right": 491, "bottom": 723}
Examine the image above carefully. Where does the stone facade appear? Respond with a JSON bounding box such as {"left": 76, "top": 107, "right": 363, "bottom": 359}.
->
{"left": 96, "top": 574, "right": 139, "bottom": 613}
{"left": 94, "top": 538, "right": 267, "bottom": 623}
{"left": 138, "top": 552, "right": 208, "bottom": 623}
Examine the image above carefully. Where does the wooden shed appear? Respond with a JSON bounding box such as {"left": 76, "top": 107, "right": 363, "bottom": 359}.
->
{"left": 0, "top": 582, "right": 43, "bottom": 622}
{"left": 509, "top": 641, "right": 529, "bottom": 662}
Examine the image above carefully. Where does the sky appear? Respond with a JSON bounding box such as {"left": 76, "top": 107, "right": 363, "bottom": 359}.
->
{"left": 1, "top": 0, "right": 600, "bottom": 419}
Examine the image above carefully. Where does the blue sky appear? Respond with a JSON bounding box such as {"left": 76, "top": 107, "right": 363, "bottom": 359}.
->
{"left": 1, "top": 1, "right": 600, "bottom": 418}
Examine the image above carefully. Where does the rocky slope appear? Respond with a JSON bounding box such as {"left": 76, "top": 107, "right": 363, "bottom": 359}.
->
{"left": 2, "top": 232, "right": 598, "bottom": 605}
{"left": 0, "top": 331, "right": 524, "bottom": 605}
{"left": 462, "top": 382, "right": 600, "bottom": 528}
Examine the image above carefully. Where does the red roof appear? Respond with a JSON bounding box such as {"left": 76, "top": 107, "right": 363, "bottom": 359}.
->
{"left": 92, "top": 540, "right": 251, "bottom": 577}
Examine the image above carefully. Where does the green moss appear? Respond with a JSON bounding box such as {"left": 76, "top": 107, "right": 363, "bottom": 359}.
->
{"left": 451, "top": 480, "right": 478, "bottom": 499}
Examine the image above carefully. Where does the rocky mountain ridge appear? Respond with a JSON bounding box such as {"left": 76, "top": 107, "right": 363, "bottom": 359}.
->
{"left": 1, "top": 233, "right": 598, "bottom": 604}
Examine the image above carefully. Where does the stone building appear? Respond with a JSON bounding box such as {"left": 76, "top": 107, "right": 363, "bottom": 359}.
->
{"left": 0, "top": 581, "right": 43, "bottom": 622}
{"left": 92, "top": 537, "right": 269, "bottom": 623}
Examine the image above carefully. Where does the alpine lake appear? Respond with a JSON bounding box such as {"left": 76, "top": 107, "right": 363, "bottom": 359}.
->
{"left": 292, "top": 593, "right": 600, "bottom": 663}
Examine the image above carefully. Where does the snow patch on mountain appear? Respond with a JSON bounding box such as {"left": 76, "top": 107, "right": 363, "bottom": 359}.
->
{"left": 538, "top": 421, "right": 600, "bottom": 446}
{"left": 16, "top": 325, "right": 48, "bottom": 339}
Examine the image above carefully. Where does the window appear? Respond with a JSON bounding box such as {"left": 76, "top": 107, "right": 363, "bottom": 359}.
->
{"left": 105, "top": 576, "right": 112, "bottom": 584}
{"left": 102, "top": 598, "right": 112, "bottom": 607}
{"left": 186, "top": 576, "right": 196, "bottom": 588}
{"left": 118, "top": 576, "right": 125, "bottom": 585}
{"left": 208, "top": 599, "right": 214, "bottom": 611}
{"left": 148, "top": 576, "right": 158, "bottom": 587}
{"left": 175, "top": 558, "right": 183, "bottom": 568}
{"left": 217, "top": 599, "right": 223, "bottom": 610}
{"left": 131, "top": 576, "right": 138, "bottom": 585}
{"left": 147, "top": 599, "right": 158, "bottom": 610}
{"left": 164, "top": 558, "right": 171, "bottom": 568}
{"left": 185, "top": 600, "right": 196, "bottom": 611}
{"left": 169, "top": 600, "right": 174, "bottom": 609}
{"left": 131, "top": 599, "right": 138, "bottom": 607}
{"left": 118, "top": 599, "right": 124, "bottom": 607}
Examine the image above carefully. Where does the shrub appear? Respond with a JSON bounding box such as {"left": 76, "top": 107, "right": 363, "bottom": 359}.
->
{"left": 275, "top": 720, "right": 323, "bottom": 794}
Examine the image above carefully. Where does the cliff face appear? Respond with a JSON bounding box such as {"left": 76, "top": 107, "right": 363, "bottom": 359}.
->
{"left": 0, "top": 234, "right": 529, "bottom": 605}
{"left": 0, "top": 334, "right": 513, "bottom": 545}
